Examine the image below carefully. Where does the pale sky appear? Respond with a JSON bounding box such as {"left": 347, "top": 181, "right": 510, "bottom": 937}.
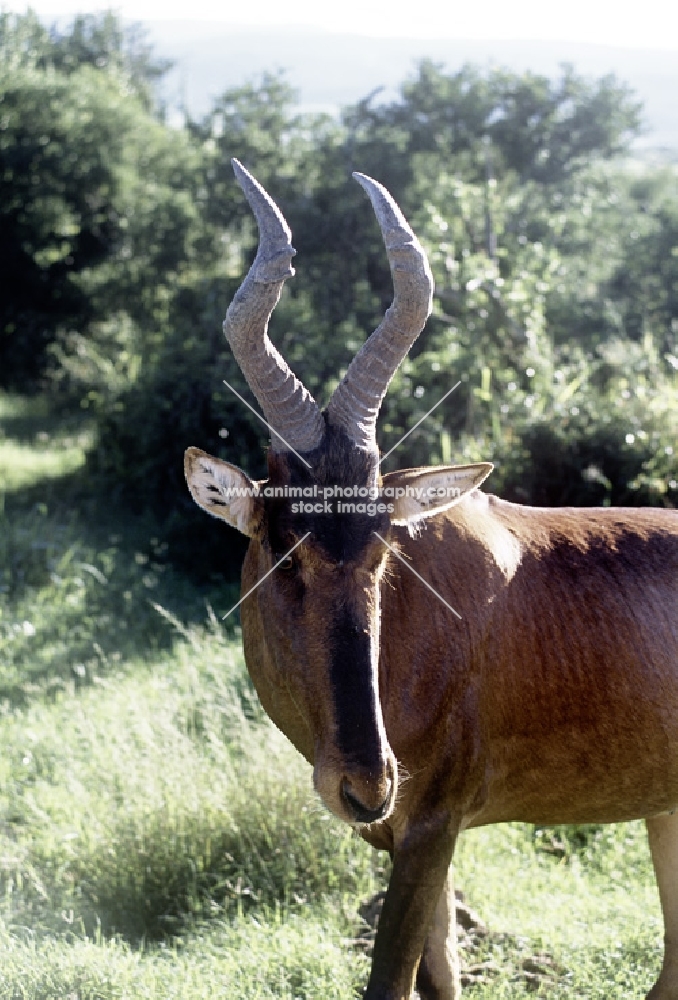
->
{"left": 9, "top": 0, "right": 678, "bottom": 51}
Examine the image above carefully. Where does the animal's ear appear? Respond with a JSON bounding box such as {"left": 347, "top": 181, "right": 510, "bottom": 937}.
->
{"left": 384, "top": 463, "right": 493, "bottom": 525}
{"left": 184, "top": 447, "right": 264, "bottom": 538}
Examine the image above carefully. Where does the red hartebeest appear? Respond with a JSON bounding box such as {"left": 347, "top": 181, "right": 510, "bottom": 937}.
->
{"left": 185, "top": 161, "right": 678, "bottom": 1000}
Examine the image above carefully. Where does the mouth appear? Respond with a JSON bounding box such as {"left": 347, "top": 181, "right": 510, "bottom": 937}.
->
{"left": 313, "top": 744, "right": 398, "bottom": 827}
{"left": 341, "top": 775, "right": 394, "bottom": 824}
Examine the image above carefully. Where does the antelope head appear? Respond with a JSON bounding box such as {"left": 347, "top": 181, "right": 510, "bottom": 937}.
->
{"left": 185, "top": 161, "right": 491, "bottom": 826}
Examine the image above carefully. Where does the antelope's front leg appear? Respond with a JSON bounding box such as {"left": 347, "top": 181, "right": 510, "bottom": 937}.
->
{"left": 415, "top": 867, "right": 460, "bottom": 1000}
{"left": 365, "top": 814, "right": 459, "bottom": 1000}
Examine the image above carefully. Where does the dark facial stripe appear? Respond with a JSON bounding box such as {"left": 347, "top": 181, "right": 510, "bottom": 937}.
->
{"left": 329, "top": 605, "right": 383, "bottom": 769}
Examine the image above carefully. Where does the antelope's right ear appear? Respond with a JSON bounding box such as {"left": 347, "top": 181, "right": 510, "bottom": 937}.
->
{"left": 184, "top": 447, "right": 263, "bottom": 538}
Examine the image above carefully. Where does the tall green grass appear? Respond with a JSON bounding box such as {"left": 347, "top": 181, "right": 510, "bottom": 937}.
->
{"left": 0, "top": 627, "right": 386, "bottom": 940}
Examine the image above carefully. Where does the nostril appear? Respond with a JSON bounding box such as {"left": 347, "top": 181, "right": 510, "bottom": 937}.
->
{"left": 341, "top": 777, "right": 393, "bottom": 825}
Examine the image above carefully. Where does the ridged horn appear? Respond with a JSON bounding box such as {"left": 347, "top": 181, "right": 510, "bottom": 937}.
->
{"left": 223, "top": 159, "right": 325, "bottom": 454}
{"left": 326, "top": 173, "right": 434, "bottom": 451}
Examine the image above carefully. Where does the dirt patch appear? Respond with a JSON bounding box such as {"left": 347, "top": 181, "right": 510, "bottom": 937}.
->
{"left": 353, "top": 890, "right": 566, "bottom": 993}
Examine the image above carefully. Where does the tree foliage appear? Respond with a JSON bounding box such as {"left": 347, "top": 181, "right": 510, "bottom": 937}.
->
{"left": 0, "top": 11, "right": 177, "bottom": 386}
{"left": 3, "top": 14, "right": 678, "bottom": 578}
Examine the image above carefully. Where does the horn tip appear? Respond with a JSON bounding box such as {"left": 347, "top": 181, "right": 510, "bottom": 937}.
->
{"left": 352, "top": 171, "right": 381, "bottom": 193}
{"left": 231, "top": 158, "right": 250, "bottom": 184}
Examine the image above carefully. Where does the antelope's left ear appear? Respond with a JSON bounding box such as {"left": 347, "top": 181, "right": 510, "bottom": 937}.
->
{"left": 384, "top": 463, "right": 493, "bottom": 525}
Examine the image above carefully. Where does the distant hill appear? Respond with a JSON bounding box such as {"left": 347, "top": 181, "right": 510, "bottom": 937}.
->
{"left": 144, "top": 22, "right": 678, "bottom": 152}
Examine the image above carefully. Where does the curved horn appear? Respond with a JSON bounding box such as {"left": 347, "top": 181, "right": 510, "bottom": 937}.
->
{"left": 223, "top": 159, "right": 324, "bottom": 454}
{"left": 326, "top": 173, "right": 434, "bottom": 451}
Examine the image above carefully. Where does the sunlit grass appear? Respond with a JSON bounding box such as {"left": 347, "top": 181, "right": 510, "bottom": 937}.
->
{"left": 0, "top": 436, "right": 90, "bottom": 491}
{"left": 0, "top": 629, "right": 386, "bottom": 939}
{"left": 456, "top": 823, "right": 662, "bottom": 997}
{"left": 0, "top": 907, "right": 369, "bottom": 999}
{"left": 0, "top": 622, "right": 384, "bottom": 999}
{"left": 0, "top": 392, "right": 92, "bottom": 491}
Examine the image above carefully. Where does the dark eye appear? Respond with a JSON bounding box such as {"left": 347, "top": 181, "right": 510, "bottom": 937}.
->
{"left": 276, "top": 554, "right": 295, "bottom": 572}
